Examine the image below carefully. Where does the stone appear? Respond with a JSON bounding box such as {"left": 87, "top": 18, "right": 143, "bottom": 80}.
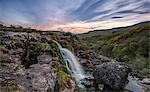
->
{"left": 0, "top": 63, "right": 57, "bottom": 92}
{"left": 93, "top": 62, "right": 130, "bottom": 90}
{"left": 37, "top": 54, "right": 52, "bottom": 64}
{"left": 23, "top": 64, "right": 56, "bottom": 92}
{"left": 81, "top": 77, "right": 95, "bottom": 88}
{"left": 141, "top": 78, "right": 150, "bottom": 85}
{"left": 0, "top": 52, "right": 14, "bottom": 63}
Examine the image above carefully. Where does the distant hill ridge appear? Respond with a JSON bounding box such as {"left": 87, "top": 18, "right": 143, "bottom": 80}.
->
{"left": 79, "top": 21, "right": 150, "bottom": 38}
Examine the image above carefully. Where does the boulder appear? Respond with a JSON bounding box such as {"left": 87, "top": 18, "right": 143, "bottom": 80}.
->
{"left": 93, "top": 62, "right": 130, "bottom": 90}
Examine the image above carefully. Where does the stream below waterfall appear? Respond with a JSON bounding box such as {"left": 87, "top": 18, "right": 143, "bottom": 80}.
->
{"left": 53, "top": 40, "right": 149, "bottom": 92}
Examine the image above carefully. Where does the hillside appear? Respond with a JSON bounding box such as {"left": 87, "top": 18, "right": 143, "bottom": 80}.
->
{"left": 78, "top": 21, "right": 149, "bottom": 42}
{"left": 78, "top": 21, "right": 150, "bottom": 77}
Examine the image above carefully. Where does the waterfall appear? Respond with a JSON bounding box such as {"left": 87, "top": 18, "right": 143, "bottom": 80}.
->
{"left": 52, "top": 40, "right": 62, "bottom": 48}
{"left": 52, "top": 40, "right": 86, "bottom": 86}
{"left": 61, "top": 48, "right": 85, "bottom": 81}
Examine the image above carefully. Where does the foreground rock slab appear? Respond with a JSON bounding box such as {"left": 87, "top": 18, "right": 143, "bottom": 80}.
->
{"left": 93, "top": 62, "right": 130, "bottom": 90}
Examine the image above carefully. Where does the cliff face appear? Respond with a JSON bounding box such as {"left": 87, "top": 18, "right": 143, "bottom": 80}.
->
{"left": 0, "top": 31, "right": 77, "bottom": 92}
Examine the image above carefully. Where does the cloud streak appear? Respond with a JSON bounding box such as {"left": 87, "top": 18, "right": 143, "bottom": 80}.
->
{"left": 0, "top": 0, "right": 149, "bottom": 33}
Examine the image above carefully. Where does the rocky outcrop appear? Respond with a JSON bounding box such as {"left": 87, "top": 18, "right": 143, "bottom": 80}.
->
{"left": 0, "top": 62, "right": 56, "bottom": 92}
{"left": 93, "top": 62, "right": 130, "bottom": 90}
{"left": 0, "top": 31, "right": 77, "bottom": 92}
{"left": 23, "top": 63, "right": 56, "bottom": 91}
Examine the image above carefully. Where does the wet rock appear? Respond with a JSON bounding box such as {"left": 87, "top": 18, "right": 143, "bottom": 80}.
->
{"left": 93, "top": 62, "right": 130, "bottom": 90}
{"left": 81, "top": 77, "right": 95, "bottom": 88}
{"left": 141, "top": 78, "right": 150, "bottom": 85}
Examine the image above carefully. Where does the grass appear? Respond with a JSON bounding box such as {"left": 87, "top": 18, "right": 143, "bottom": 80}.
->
{"left": 78, "top": 21, "right": 150, "bottom": 77}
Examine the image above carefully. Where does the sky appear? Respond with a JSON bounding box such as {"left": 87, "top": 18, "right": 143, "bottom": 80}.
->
{"left": 0, "top": 0, "right": 150, "bottom": 33}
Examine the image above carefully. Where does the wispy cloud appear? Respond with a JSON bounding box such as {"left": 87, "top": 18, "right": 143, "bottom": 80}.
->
{"left": 0, "top": 0, "right": 149, "bottom": 33}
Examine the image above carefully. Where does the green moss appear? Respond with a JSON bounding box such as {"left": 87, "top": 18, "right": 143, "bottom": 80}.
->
{"left": 56, "top": 68, "right": 72, "bottom": 90}
{"left": 50, "top": 41, "right": 72, "bottom": 90}
{"left": 28, "top": 43, "right": 39, "bottom": 65}
{"left": 54, "top": 57, "right": 71, "bottom": 90}
{"left": 0, "top": 44, "right": 6, "bottom": 51}
{"left": 38, "top": 42, "right": 52, "bottom": 52}
{"left": 60, "top": 65, "right": 70, "bottom": 74}
{"left": 131, "top": 56, "right": 147, "bottom": 70}
{"left": 142, "top": 68, "right": 150, "bottom": 75}
{"left": 0, "top": 85, "right": 22, "bottom": 92}
{"left": 51, "top": 43, "right": 64, "bottom": 64}
{"left": 26, "top": 42, "right": 53, "bottom": 65}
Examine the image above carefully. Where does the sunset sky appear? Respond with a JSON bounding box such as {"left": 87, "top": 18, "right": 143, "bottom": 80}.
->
{"left": 0, "top": 0, "right": 149, "bottom": 33}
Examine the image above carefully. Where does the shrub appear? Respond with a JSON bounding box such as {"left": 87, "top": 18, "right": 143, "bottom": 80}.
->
{"left": 142, "top": 68, "right": 150, "bottom": 75}
{"left": 132, "top": 55, "right": 147, "bottom": 70}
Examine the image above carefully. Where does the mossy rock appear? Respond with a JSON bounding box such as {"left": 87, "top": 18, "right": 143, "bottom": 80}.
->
{"left": 57, "top": 70, "right": 71, "bottom": 89}
{"left": 0, "top": 85, "right": 22, "bottom": 92}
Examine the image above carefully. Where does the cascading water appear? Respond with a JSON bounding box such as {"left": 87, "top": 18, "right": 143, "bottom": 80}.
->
{"left": 52, "top": 40, "right": 62, "bottom": 49}
{"left": 61, "top": 48, "right": 85, "bottom": 81}
{"left": 52, "top": 40, "right": 86, "bottom": 87}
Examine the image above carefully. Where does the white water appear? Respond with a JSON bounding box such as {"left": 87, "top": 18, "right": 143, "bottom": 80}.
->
{"left": 125, "top": 76, "right": 144, "bottom": 92}
{"left": 52, "top": 40, "right": 86, "bottom": 86}
{"left": 61, "top": 48, "right": 85, "bottom": 81}
{"left": 52, "top": 40, "right": 62, "bottom": 49}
